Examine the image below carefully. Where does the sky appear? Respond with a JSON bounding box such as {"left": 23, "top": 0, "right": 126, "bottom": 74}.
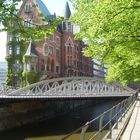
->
{"left": 0, "top": 0, "right": 73, "bottom": 61}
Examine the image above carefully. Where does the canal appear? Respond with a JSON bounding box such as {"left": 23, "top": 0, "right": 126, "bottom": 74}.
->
{"left": 0, "top": 98, "right": 126, "bottom": 140}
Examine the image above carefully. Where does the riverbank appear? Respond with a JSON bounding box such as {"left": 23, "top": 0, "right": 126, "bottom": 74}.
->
{"left": 0, "top": 98, "right": 126, "bottom": 140}
{"left": 0, "top": 99, "right": 99, "bottom": 131}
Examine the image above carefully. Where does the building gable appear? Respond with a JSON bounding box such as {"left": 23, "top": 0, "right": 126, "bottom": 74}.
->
{"left": 18, "top": 0, "right": 54, "bottom": 21}
{"left": 65, "top": 36, "right": 74, "bottom": 47}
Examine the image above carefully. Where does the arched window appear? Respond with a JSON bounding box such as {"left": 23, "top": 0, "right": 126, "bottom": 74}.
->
{"left": 44, "top": 44, "right": 53, "bottom": 55}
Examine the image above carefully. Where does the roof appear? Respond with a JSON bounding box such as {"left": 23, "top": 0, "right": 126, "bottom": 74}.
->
{"left": 18, "top": 0, "right": 55, "bottom": 19}
{"left": 36, "top": 0, "right": 54, "bottom": 19}
{"left": 24, "top": 40, "right": 38, "bottom": 57}
{"left": 63, "top": 2, "right": 71, "bottom": 19}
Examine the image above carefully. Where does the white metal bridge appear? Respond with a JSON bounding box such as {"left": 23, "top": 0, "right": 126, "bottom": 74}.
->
{"left": 0, "top": 77, "right": 135, "bottom": 99}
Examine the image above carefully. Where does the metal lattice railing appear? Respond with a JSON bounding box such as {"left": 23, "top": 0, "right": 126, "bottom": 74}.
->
{"left": 61, "top": 93, "right": 138, "bottom": 140}
{"left": 0, "top": 77, "right": 135, "bottom": 98}
{"left": 0, "top": 86, "right": 17, "bottom": 95}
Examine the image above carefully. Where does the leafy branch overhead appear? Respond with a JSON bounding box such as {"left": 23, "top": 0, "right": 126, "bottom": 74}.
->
{"left": 71, "top": 0, "right": 140, "bottom": 85}
{"left": 0, "top": 0, "right": 63, "bottom": 39}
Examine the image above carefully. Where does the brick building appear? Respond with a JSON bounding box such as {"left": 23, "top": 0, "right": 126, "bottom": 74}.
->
{"left": 6, "top": 0, "right": 93, "bottom": 87}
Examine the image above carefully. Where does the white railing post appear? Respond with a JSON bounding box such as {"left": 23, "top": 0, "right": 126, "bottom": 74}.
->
{"left": 80, "top": 122, "right": 89, "bottom": 140}
{"left": 99, "top": 113, "right": 104, "bottom": 140}
{"left": 108, "top": 108, "right": 113, "bottom": 138}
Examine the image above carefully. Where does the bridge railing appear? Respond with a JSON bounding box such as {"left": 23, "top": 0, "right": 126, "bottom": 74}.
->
{"left": 61, "top": 93, "right": 137, "bottom": 140}
{"left": 5, "top": 77, "right": 134, "bottom": 97}
{"left": 0, "top": 86, "right": 17, "bottom": 95}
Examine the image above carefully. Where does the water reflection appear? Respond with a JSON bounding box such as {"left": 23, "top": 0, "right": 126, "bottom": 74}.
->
{"left": 0, "top": 98, "right": 125, "bottom": 140}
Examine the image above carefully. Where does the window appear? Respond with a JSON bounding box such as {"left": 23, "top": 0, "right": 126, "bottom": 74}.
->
{"left": 9, "top": 46, "right": 12, "bottom": 55}
{"left": 24, "top": 3, "right": 32, "bottom": 13}
{"left": 31, "top": 64, "right": 35, "bottom": 71}
{"left": 67, "top": 44, "right": 72, "bottom": 54}
{"left": 12, "top": 60, "right": 20, "bottom": 72}
{"left": 46, "top": 59, "right": 50, "bottom": 71}
{"left": 70, "top": 56, "right": 72, "bottom": 65}
{"left": 41, "top": 65, "right": 45, "bottom": 71}
{"left": 7, "top": 34, "right": 12, "bottom": 41}
{"left": 24, "top": 19, "right": 32, "bottom": 27}
{"left": 16, "top": 46, "right": 20, "bottom": 55}
{"left": 67, "top": 22, "right": 72, "bottom": 32}
{"left": 9, "top": 21, "right": 13, "bottom": 27}
{"left": 62, "top": 22, "right": 66, "bottom": 30}
{"left": 27, "top": 64, "right": 30, "bottom": 71}
{"left": 47, "top": 65, "right": 50, "bottom": 71}
{"left": 67, "top": 56, "right": 73, "bottom": 65}
{"left": 44, "top": 45, "right": 48, "bottom": 54}
{"left": 44, "top": 44, "right": 53, "bottom": 55}
{"left": 30, "top": 58, "right": 36, "bottom": 63}
{"left": 55, "top": 36, "right": 61, "bottom": 46}
{"left": 26, "top": 63, "right": 36, "bottom": 72}
{"left": 62, "top": 22, "right": 72, "bottom": 32}
{"left": 16, "top": 37, "right": 20, "bottom": 42}
{"left": 56, "top": 66, "right": 60, "bottom": 73}
{"left": 56, "top": 49, "right": 60, "bottom": 57}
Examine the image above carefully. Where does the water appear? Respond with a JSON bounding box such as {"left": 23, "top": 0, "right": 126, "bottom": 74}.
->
{"left": 0, "top": 98, "right": 125, "bottom": 140}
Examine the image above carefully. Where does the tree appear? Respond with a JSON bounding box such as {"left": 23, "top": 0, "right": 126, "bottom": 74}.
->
{"left": 71, "top": 0, "right": 140, "bottom": 85}
{"left": 0, "top": 0, "right": 63, "bottom": 39}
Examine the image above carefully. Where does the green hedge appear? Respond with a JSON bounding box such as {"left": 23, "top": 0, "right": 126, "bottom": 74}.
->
{"left": 23, "top": 72, "right": 40, "bottom": 85}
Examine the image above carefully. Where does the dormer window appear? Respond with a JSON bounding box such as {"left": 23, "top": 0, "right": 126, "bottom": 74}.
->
{"left": 62, "top": 22, "right": 66, "bottom": 30}
{"left": 24, "top": 3, "right": 32, "bottom": 13}
{"left": 62, "top": 21, "right": 72, "bottom": 32}
{"left": 67, "top": 22, "right": 72, "bottom": 32}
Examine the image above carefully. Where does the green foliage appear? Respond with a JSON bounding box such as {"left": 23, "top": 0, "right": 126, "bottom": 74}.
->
{"left": 5, "top": 39, "right": 26, "bottom": 86}
{"left": 71, "top": 0, "right": 140, "bottom": 85}
{"left": 23, "top": 72, "right": 40, "bottom": 85}
{"left": 6, "top": 73, "right": 13, "bottom": 86}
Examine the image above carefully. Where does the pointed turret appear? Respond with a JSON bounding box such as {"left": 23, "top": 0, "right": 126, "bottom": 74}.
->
{"left": 24, "top": 40, "right": 38, "bottom": 57}
{"left": 23, "top": 40, "right": 38, "bottom": 73}
{"left": 63, "top": 1, "right": 71, "bottom": 19}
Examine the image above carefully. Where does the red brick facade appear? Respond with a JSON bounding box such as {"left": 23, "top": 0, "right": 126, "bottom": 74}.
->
{"left": 20, "top": 0, "right": 93, "bottom": 81}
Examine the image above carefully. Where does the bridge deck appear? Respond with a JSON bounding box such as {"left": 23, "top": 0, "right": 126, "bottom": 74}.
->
{"left": 0, "top": 93, "right": 132, "bottom": 99}
{"left": 121, "top": 94, "right": 140, "bottom": 140}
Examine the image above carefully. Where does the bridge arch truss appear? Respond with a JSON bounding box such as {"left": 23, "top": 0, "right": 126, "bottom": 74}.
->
{"left": 2, "top": 77, "right": 134, "bottom": 99}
